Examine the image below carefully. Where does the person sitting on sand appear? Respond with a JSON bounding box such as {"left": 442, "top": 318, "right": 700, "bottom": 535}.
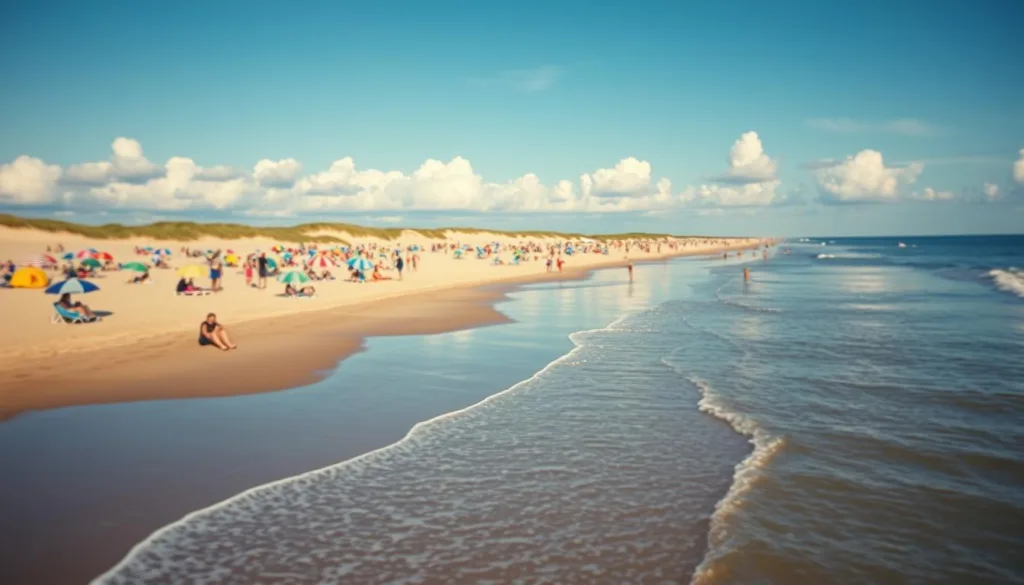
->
{"left": 128, "top": 271, "right": 150, "bottom": 284}
{"left": 371, "top": 266, "right": 391, "bottom": 281}
{"left": 320, "top": 269, "right": 334, "bottom": 280}
{"left": 285, "top": 283, "right": 316, "bottom": 296}
{"left": 177, "top": 277, "right": 203, "bottom": 293}
{"left": 199, "top": 313, "right": 237, "bottom": 350}
{"left": 58, "top": 293, "right": 96, "bottom": 319}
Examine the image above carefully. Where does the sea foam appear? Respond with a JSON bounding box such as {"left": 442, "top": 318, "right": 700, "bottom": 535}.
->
{"left": 685, "top": 375, "right": 786, "bottom": 585}
{"left": 989, "top": 267, "right": 1024, "bottom": 298}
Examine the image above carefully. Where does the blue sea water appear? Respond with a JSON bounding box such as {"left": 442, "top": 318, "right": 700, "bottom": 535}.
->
{"left": 4, "top": 236, "right": 1024, "bottom": 585}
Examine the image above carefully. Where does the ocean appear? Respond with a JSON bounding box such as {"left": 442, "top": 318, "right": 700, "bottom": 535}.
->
{"left": 5, "top": 236, "right": 1023, "bottom": 585}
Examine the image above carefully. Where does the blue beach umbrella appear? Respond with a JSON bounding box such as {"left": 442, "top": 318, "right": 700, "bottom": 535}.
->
{"left": 61, "top": 252, "right": 74, "bottom": 260}
{"left": 45, "top": 277, "right": 100, "bottom": 295}
{"left": 347, "top": 257, "right": 374, "bottom": 272}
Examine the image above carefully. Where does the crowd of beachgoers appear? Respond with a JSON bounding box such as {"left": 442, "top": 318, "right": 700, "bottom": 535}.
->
{"left": 3, "top": 236, "right": 730, "bottom": 295}
{"left": 0, "top": 232, "right": 760, "bottom": 357}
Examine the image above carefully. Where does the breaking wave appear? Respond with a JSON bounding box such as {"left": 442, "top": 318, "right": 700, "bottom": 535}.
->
{"left": 988, "top": 268, "right": 1024, "bottom": 298}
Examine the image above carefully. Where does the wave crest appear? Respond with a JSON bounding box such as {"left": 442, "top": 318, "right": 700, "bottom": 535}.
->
{"left": 685, "top": 375, "right": 787, "bottom": 585}
{"left": 988, "top": 267, "right": 1024, "bottom": 298}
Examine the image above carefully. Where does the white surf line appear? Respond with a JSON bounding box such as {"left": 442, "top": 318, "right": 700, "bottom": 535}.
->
{"left": 90, "top": 311, "right": 636, "bottom": 584}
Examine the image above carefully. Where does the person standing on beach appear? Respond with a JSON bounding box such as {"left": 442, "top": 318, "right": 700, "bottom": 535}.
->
{"left": 244, "top": 258, "right": 254, "bottom": 288}
{"left": 209, "top": 253, "right": 223, "bottom": 292}
{"left": 257, "top": 253, "right": 269, "bottom": 289}
{"left": 396, "top": 255, "right": 405, "bottom": 280}
{"left": 556, "top": 256, "right": 565, "bottom": 273}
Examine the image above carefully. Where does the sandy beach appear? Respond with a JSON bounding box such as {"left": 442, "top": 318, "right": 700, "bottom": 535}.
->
{"left": 0, "top": 224, "right": 763, "bottom": 419}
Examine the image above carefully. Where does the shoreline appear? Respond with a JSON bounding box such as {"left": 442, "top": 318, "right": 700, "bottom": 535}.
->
{"left": 0, "top": 244, "right": 758, "bottom": 420}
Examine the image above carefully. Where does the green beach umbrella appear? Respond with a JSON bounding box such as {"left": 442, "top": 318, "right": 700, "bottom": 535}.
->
{"left": 122, "top": 262, "right": 148, "bottom": 272}
{"left": 81, "top": 258, "right": 102, "bottom": 268}
{"left": 277, "top": 270, "right": 310, "bottom": 285}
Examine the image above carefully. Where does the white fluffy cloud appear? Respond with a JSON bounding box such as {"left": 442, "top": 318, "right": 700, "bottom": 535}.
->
{"left": 983, "top": 182, "right": 1001, "bottom": 201}
{"left": 64, "top": 137, "right": 164, "bottom": 185}
{"left": 718, "top": 131, "right": 778, "bottom": 183}
{"left": 254, "top": 158, "right": 303, "bottom": 187}
{"left": 814, "top": 150, "right": 923, "bottom": 203}
{"left": 1014, "top": 149, "right": 1024, "bottom": 184}
{"left": 694, "top": 132, "right": 781, "bottom": 206}
{"left": 0, "top": 156, "right": 62, "bottom": 204}
{"left": 0, "top": 132, "right": 787, "bottom": 214}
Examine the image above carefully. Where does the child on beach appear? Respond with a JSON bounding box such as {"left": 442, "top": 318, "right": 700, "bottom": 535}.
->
{"left": 245, "top": 260, "right": 254, "bottom": 288}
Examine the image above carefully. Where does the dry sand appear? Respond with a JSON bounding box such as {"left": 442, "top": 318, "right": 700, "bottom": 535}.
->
{"left": 0, "top": 226, "right": 762, "bottom": 418}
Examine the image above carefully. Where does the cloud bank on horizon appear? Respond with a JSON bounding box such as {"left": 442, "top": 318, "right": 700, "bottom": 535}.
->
{"left": 3, "top": 135, "right": 1020, "bottom": 218}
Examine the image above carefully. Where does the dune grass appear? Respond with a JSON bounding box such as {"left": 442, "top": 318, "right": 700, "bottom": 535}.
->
{"left": 0, "top": 213, "right": 691, "bottom": 244}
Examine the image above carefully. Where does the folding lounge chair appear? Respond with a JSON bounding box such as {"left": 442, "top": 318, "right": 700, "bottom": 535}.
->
{"left": 51, "top": 303, "right": 97, "bottom": 324}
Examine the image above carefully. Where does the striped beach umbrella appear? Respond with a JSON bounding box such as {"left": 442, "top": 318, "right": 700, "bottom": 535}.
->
{"left": 23, "top": 254, "right": 56, "bottom": 267}
{"left": 310, "top": 253, "right": 336, "bottom": 268}
{"left": 45, "top": 277, "right": 100, "bottom": 295}
{"left": 347, "top": 257, "right": 373, "bottom": 272}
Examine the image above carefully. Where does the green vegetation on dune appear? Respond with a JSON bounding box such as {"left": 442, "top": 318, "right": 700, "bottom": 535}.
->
{"left": 0, "top": 213, "right": 696, "bottom": 243}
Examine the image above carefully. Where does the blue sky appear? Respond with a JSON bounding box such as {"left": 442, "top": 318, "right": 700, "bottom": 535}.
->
{"left": 0, "top": 0, "right": 1022, "bottom": 236}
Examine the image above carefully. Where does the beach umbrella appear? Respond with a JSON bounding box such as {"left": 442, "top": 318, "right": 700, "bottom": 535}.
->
{"left": 81, "top": 258, "right": 102, "bottom": 268}
{"left": 45, "top": 277, "right": 99, "bottom": 295}
{"left": 62, "top": 252, "right": 74, "bottom": 260}
{"left": 176, "top": 264, "right": 207, "bottom": 279}
{"left": 347, "top": 257, "right": 373, "bottom": 272}
{"left": 75, "top": 250, "right": 94, "bottom": 259}
{"left": 95, "top": 252, "right": 114, "bottom": 261}
{"left": 225, "top": 253, "right": 239, "bottom": 265}
{"left": 156, "top": 248, "right": 172, "bottom": 256}
{"left": 122, "top": 262, "right": 148, "bottom": 272}
{"left": 310, "top": 254, "right": 335, "bottom": 268}
{"left": 265, "top": 257, "right": 278, "bottom": 269}
{"left": 277, "top": 270, "right": 310, "bottom": 285}
{"left": 23, "top": 254, "right": 55, "bottom": 267}
{"left": 9, "top": 267, "right": 49, "bottom": 289}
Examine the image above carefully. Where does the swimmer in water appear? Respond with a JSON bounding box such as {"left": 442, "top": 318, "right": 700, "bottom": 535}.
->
{"left": 627, "top": 263, "right": 634, "bottom": 281}
{"left": 743, "top": 267, "right": 751, "bottom": 281}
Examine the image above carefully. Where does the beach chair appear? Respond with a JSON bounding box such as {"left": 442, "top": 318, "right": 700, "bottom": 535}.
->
{"left": 51, "top": 303, "right": 97, "bottom": 324}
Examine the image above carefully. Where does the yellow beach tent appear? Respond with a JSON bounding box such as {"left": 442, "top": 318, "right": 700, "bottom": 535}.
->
{"left": 10, "top": 267, "right": 49, "bottom": 289}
